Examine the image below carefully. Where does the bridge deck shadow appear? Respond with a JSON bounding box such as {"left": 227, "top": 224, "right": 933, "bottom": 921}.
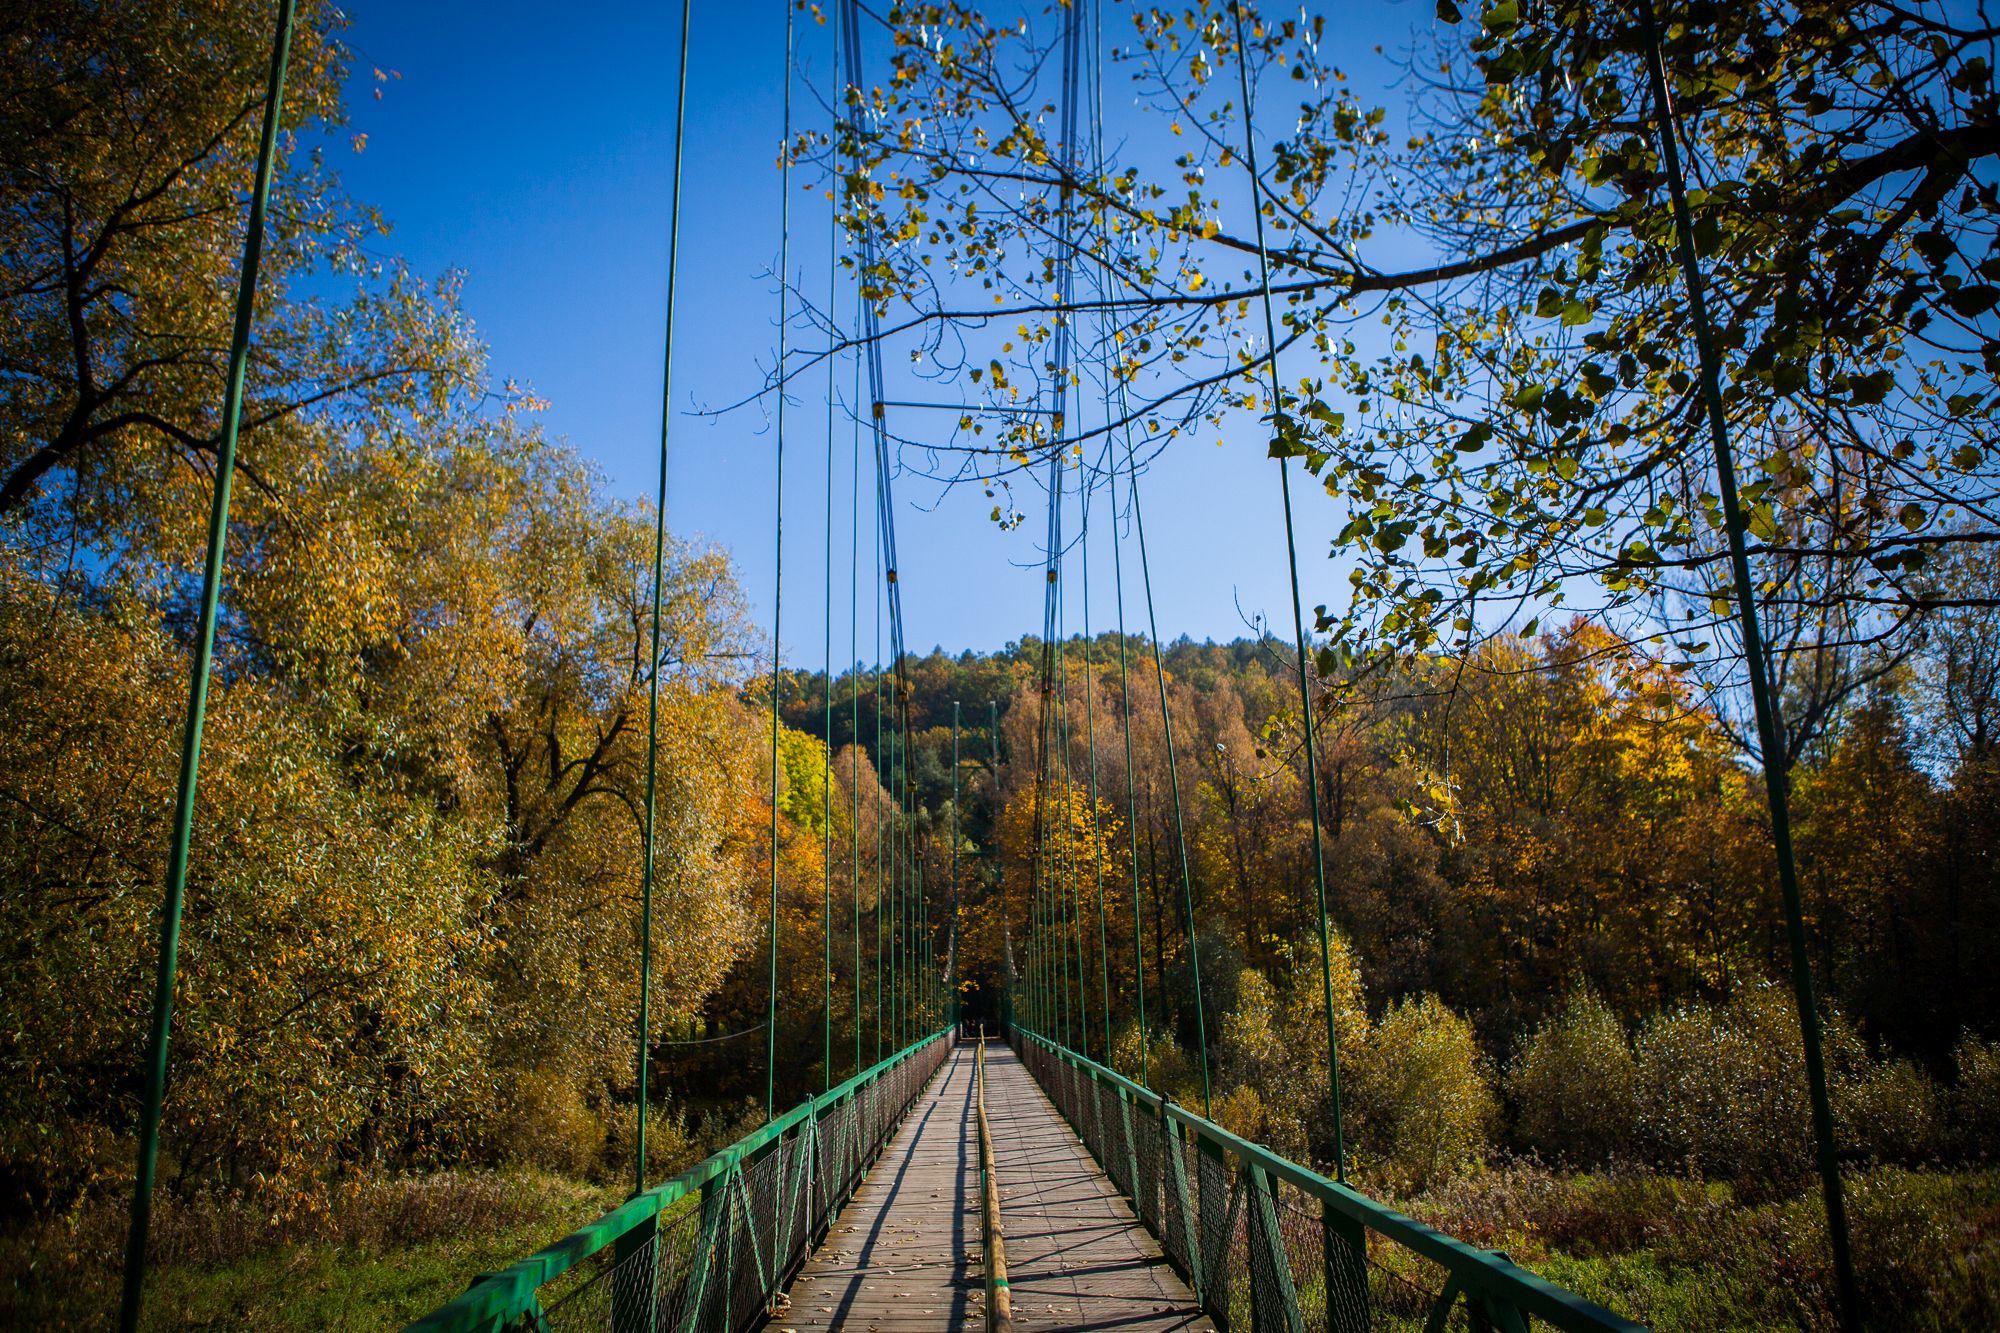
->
{"left": 785, "top": 1041, "right": 1206, "bottom": 1332}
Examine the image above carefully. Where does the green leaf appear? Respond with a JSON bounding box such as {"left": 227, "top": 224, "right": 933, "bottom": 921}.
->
{"left": 1899, "top": 502, "right": 1926, "bottom": 531}
{"left": 1267, "top": 413, "right": 1310, "bottom": 459}
{"left": 1948, "top": 284, "right": 2000, "bottom": 317}
{"left": 1847, "top": 369, "right": 1894, "bottom": 404}
{"left": 1436, "top": 0, "right": 1464, "bottom": 22}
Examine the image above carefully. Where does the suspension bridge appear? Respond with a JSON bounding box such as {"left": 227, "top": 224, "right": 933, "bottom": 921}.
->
{"left": 405, "top": 1029, "right": 1642, "bottom": 1333}
{"left": 100, "top": 0, "right": 1868, "bottom": 1327}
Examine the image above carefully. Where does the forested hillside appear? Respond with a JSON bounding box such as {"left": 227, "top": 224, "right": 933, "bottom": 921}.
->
{"left": 757, "top": 625, "right": 2000, "bottom": 1148}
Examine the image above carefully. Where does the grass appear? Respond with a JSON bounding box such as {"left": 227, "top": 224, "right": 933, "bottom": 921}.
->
{"left": 8, "top": 1162, "right": 1997, "bottom": 1329}
{"left": 1, "top": 1171, "right": 622, "bottom": 1331}
{"left": 1400, "top": 1163, "right": 2000, "bottom": 1331}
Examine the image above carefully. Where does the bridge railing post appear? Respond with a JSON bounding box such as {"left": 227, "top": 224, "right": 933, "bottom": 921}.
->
{"left": 608, "top": 1212, "right": 659, "bottom": 1333}
{"left": 1321, "top": 1201, "right": 1370, "bottom": 1333}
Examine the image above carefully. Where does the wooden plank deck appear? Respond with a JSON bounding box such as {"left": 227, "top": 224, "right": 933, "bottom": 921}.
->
{"left": 782, "top": 1040, "right": 1206, "bottom": 1332}
{"left": 981, "top": 1043, "right": 1207, "bottom": 1333}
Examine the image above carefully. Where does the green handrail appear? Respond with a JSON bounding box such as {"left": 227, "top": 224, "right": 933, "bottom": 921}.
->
{"left": 1012, "top": 1025, "right": 1646, "bottom": 1333}
{"left": 407, "top": 1027, "right": 952, "bottom": 1333}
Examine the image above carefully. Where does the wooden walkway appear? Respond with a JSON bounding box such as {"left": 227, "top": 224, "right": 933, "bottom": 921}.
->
{"left": 784, "top": 1041, "right": 1206, "bottom": 1332}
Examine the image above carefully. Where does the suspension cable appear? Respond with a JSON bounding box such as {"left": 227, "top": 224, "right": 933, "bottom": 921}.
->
{"left": 820, "top": 0, "right": 839, "bottom": 1094}
{"left": 1226, "top": 0, "right": 1342, "bottom": 1164}
{"left": 1088, "top": 0, "right": 1148, "bottom": 1091}
{"left": 1081, "top": 454, "right": 1113, "bottom": 1057}
{"left": 874, "top": 478, "right": 886, "bottom": 1062}
{"left": 765, "top": 0, "right": 796, "bottom": 1128}
{"left": 849, "top": 233, "right": 865, "bottom": 1079}
{"left": 1056, "top": 594, "right": 1083, "bottom": 1054}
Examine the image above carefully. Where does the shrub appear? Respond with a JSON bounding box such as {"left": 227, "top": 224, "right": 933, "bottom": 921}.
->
{"left": 1835, "top": 1056, "right": 1942, "bottom": 1166}
{"left": 1351, "top": 993, "right": 1498, "bottom": 1193}
{"left": 1219, "top": 968, "right": 1287, "bottom": 1091}
{"left": 481, "top": 1067, "right": 605, "bottom": 1177}
{"left": 1951, "top": 1033, "right": 2000, "bottom": 1161}
{"left": 1275, "top": 932, "right": 1370, "bottom": 1171}
{"left": 600, "top": 1099, "right": 700, "bottom": 1186}
{"left": 1109, "top": 1022, "right": 1199, "bottom": 1104}
{"left": 1509, "top": 985, "right": 1639, "bottom": 1167}
{"left": 1214, "top": 1084, "right": 1268, "bottom": 1142}
{"left": 1635, "top": 983, "right": 1814, "bottom": 1191}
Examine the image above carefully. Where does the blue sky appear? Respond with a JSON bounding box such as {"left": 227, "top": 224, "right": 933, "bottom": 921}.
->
{"left": 329, "top": 0, "right": 1441, "bottom": 661}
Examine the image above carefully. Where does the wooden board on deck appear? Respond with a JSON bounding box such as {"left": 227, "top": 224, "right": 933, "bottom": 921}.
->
{"left": 783, "top": 1041, "right": 1206, "bottom": 1332}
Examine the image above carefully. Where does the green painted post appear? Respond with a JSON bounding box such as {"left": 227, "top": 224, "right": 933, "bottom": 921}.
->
{"left": 1322, "top": 1200, "right": 1370, "bottom": 1333}
{"left": 1636, "top": 5, "right": 1859, "bottom": 1328}
{"left": 118, "top": 7, "right": 297, "bottom": 1328}
{"left": 610, "top": 1213, "right": 661, "bottom": 1333}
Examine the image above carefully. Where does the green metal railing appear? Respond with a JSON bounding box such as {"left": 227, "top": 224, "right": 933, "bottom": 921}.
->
{"left": 1012, "top": 1027, "right": 1646, "bottom": 1333}
{"left": 408, "top": 1028, "right": 953, "bottom": 1333}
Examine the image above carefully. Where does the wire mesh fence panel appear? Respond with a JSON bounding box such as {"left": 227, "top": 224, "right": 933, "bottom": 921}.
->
{"left": 1195, "top": 1141, "right": 1238, "bottom": 1324}
{"left": 1159, "top": 1123, "right": 1198, "bottom": 1283}
{"left": 1102, "top": 1086, "right": 1133, "bottom": 1199}
{"left": 1132, "top": 1099, "right": 1164, "bottom": 1236}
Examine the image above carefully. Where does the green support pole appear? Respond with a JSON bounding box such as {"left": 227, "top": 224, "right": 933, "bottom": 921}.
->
{"left": 1226, "top": 0, "right": 1347, "bottom": 1177}
{"left": 1636, "top": 4, "right": 1859, "bottom": 1326}
{"left": 852, "top": 636, "right": 862, "bottom": 1075}
{"left": 634, "top": 0, "right": 695, "bottom": 1201}
{"left": 119, "top": 6, "right": 298, "bottom": 1328}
